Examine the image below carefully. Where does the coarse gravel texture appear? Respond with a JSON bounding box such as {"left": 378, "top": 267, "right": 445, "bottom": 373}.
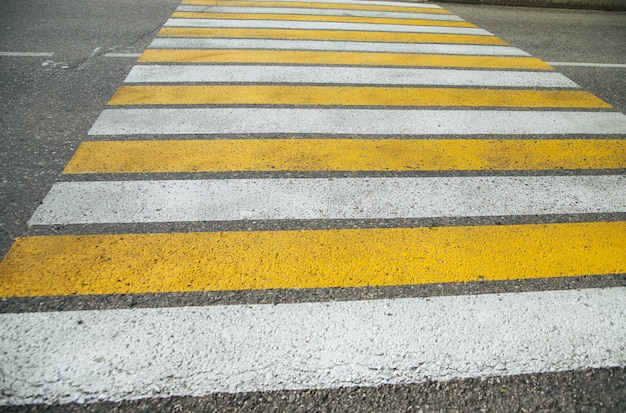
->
{"left": 2, "top": 367, "right": 625, "bottom": 412}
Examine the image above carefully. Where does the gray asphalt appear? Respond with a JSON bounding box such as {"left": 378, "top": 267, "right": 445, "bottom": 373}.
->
{"left": 1, "top": 1, "right": 625, "bottom": 411}
{"left": 437, "top": 0, "right": 626, "bottom": 12}
{"left": 0, "top": 0, "right": 180, "bottom": 259}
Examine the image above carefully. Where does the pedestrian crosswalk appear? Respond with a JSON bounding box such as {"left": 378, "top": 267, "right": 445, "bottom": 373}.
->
{"left": 1, "top": 0, "right": 625, "bottom": 407}
{"left": 3, "top": 222, "right": 626, "bottom": 297}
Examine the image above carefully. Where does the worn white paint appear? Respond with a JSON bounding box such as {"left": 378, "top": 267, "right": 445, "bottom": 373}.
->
{"left": 198, "top": 0, "right": 442, "bottom": 8}
{"left": 176, "top": 5, "right": 452, "bottom": 20}
{"left": 148, "top": 38, "right": 528, "bottom": 55}
{"left": 125, "top": 65, "right": 576, "bottom": 87}
{"left": 29, "top": 176, "right": 626, "bottom": 225}
{"left": 548, "top": 62, "right": 626, "bottom": 68}
{"left": 89, "top": 109, "right": 626, "bottom": 136}
{"left": 104, "top": 53, "right": 142, "bottom": 58}
{"left": 0, "top": 51, "right": 54, "bottom": 57}
{"left": 87, "top": 47, "right": 102, "bottom": 59}
{"left": 163, "top": 18, "right": 490, "bottom": 33}
{"left": 2, "top": 287, "right": 625, "bottom": 405}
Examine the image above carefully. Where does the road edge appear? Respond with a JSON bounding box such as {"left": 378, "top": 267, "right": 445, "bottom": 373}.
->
{"left": 433, "top": 0, "right": 626, "bottom": 11}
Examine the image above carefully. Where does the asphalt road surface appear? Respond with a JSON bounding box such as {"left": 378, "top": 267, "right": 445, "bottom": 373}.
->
{"left": 1, "top": 0, "right": 625, "bottom": 411}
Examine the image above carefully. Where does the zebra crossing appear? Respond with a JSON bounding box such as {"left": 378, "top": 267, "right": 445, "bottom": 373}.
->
{"left": 1, "top": 0, "right": 626, "bottom": 407}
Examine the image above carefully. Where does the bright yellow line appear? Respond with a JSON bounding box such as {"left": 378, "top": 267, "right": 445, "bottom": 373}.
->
{"left": 157, "top": 27, "right": 510, "bottom": 45}
{"left": 1, "top": 222, "right": 624, "bottom": 297}
{"left": 170, "top": 12, "right": 477, "bottom": 27}
{"left": 182, "top": 0, "right": 453, "bottom": 14}
{"left": 109, "top": 85, "right": 607, "bottom": 108}
{"left": 139, "top": 49, "right": 548, "bottom": 69}
{"left": 63, "top": 139, "right": 626, "bottom": 174}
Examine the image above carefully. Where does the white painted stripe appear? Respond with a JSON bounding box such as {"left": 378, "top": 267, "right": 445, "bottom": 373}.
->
{"left": 176, "top": 5, "right": 453, "bottom": 19}
{"left": 164, "top": 18, "right": 490, "bottom": 34}
{"left": 125, "top": 65, "right": 576, "bottom": 87}
{"left": 0, "top": 51, "right": 54, "bottom": 57}
{"left": 218, "top": 0, "right": 443, "bottom": 8}
{"left": 89, "top": 109, "right": 626, "bottom": 136}
{"left": 2, "top": 287, "right": 625, "bottom": 405}
{"left": 149, "top": 38, "right": 528, "bottom": 56}
{"left": 104, "top": 52, "right": 142, "bottom": 58}
{"left": 548, "top": 61, "right": 626, "bottom": 68}
{"left": 87, "top": 46, "right": 102, "bottom": 59}
{"left": 29, "top": 176, "right": 626, "bottom": 225}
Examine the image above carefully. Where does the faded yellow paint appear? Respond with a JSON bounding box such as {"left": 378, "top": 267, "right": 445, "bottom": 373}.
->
{"left": 1, "top": 222, "right": 624, "bottom": 297}
{"left": 170, "top": 12, "right": 478, "bottom": 27}
{"left": 182, "top": 0, "right": 453, "bottom": 14}
{"left": 109, "top": 85, "right": 608, "bottom": 108}
{"left": 63, "top": 139, "right": 626, "bottom": 174}
{"left": 138, "top": 49, "right": 548, "bottom": 69}
{"left": 157, "top": 27, "right": 510, "bottom": 45}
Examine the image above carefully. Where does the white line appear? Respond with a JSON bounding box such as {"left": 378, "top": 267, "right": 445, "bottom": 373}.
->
{"left": 149, "top": 38, "right": 528, "bottom": 56}
{"left": 104, "top": 53, "right": 142, "bottom": 58}
{"left": 126, "top": 65, "right": 576, "bottom": 87}
{"left": 548, "top": 61, "right": 626, "bottom": 68}
{"left": 0, "top": 52, "right": 54, "bottom": 57}
{"left": 2, "top": 287, "right": 625, "bottom": 405}
{"left": 87, "top": 46, "right": 102, "bottom": 59}
{"left": 29, "top": 176, "right": 626, "bottom": 225}
{"left": 164, "top": 18, "right": 490, "bottom": 34}
{"left": 89, "top": 109, "right": 626, "bottom": 136}
{"left": 215, "top": 0, "right": 443, "bottom": 7}
{"left": 250, "top": 0, "right": 441, "bottom": 7}
{"left": 175, "top": 6, "right": 457, "bottom": 20}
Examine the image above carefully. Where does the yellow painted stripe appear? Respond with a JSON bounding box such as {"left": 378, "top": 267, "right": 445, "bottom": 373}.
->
{"left": 139, "top": 49, "right": 549, "bottom": 70}
{"left": 170, "top": 12, "right": 477, "bottom": 27}
{"left": 63, "top": 139, "right": 626, "bottom": 174}
{"left": 182, "top": 0, "right": 453, "bottom": 14}
{"left": 157, "top": 27, "right": 510, "bottom": 45}
{"left": 1, "top": 222, "right": 624, "bottom": 297}
{"left": 109, "top": 85, "right": 608, "bottom": 108}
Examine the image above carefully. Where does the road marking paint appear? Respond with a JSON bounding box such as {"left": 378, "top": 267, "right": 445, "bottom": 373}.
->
{"left": 176, "top": 6, "right": 456, "bottom": 22}
{"left": 108, "top": 85, "right": 608, "bottom": 108}
{"left": 104, "top": 52, "right": 142, "bottom": 58}
{"left": 182, "top": 0, "right": 452, "bottom": 14}
{"left": 87, "top": 46, "right": 102, "bottom": 59}
{"left": 63, "top": 139, "right": 626, "bottom": 174}
{"left": 157, "top": 27, "right": 509, "bottom": 45}
{"left": 124, "top": 65, "right": 574, "bottom": 86}
{"left": 148, "top": 38, "right": 527, "bottom": 55}
{"left": 548, "top": 61, "right": 626, "bottom": 68}
{"left": 5, "top": 1, "right": 625, "bottom": 406}
{"left": 179, "top": 0, "right": 444, "bottom": 8}
{"left": 163, "top": 19, "right": 490, "bottom": 35}
{"left": 1, "top": 287, "right": 625, "bottom": 405}
{"left": 89, "top": 109, "right": 626, "bottom": 135}
{"left": 138, "top": 50, "right": 550, "bottom": 69}
{"left": 29, "top": 176, "right": 626, "bottom": 225}
{"left": 0, "top": 52, "right": 55, "bottom": 57}
{"left": 2, "top": 222, "right": 625, "bottom": 296}
{"left": 171, "top": 11, "right": 470, "bottom": 26}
